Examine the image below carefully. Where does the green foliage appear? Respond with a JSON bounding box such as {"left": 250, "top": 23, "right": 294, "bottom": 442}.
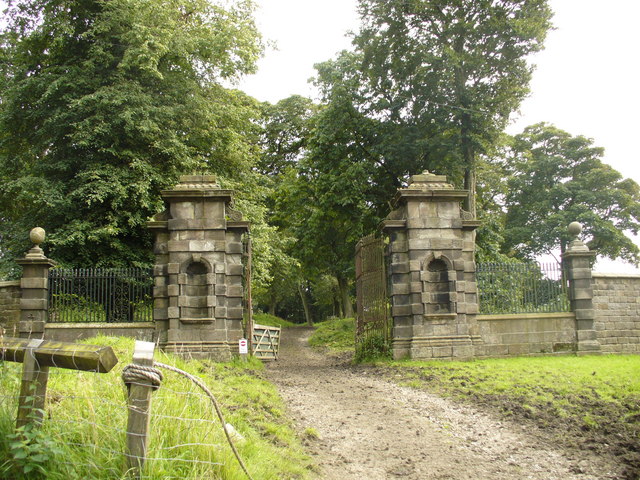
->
{"left": 355, "top": 332, "right": 391, "bottom": 363}
{"left": 348, "top": 0, "right": 553, "bottom": 213}
{"left": 308, "top": 317, "right": 355, "bottom": 351}
{"left": 258, "top": 95, "right": 317, "bottom": 176}
{"left": 252, "top": 312, "right": 298, "bottom": 328}
{"left": 390, "top": 355, "right": 640, "bottom": 437}
{"left": 0, "top": 0, "right": 263, "bottom": 274}
{"left": 0, "top": 336, "right": 313, "bottom": 479}
{"left": 502, "top": 123, "right": 640, "bottom": 264}
{"left": 2, "top": 416, "right": 63, "bottom": 479}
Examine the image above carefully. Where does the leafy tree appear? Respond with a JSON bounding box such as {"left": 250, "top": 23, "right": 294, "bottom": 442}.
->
{"left": 502, "top": 123, "right": 640, "bottom": 264}
{"left": 283, "top": 90, "right": 386, "bottom": 318}
{"left": 258, "top": 95, "right": 317, "bottom": 176}
{"left": 0, "top": 0, "right": 262, "bottom": 275}
{"left": 253, "top": 96, "right": 317, "bottom": 322}
{"left": 349, "top": 0, "right": 553, "bottom": 215}
{"left": 287, "top": 0, "right": 552, "bottom": 316}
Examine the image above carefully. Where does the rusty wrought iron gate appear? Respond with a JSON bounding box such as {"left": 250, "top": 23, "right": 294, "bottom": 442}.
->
{"left": 355, "top": 234, "right": 391, "bottom": 357}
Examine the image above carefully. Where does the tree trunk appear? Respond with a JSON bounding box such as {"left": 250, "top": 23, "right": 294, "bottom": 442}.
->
{"left": 268, "top": 294, "right": 277, "bottom": 316}
{"left": 337, "top": 276, "right": 354, "bottom": 318}
{"left": 454, "top": 33, "right": 476, "bottom": 219}
{"left": 463, "top": 154, "right": 476, "bottom": 217}
{"left": 298, "top": 280, "right": 313, "bottom": 326}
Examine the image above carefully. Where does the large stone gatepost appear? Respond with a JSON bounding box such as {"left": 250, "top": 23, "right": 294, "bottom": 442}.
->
{"left": 562, "top": 222, "right": 600, "bottom": 355}
{"left": 382, "top": 172, "right": 481, "bottom": 360}
{"left": 148, "top": 175, "right": 249, "bottom": 360}
{"left": 17, "top": 228, "right": 56, "bottom": 339}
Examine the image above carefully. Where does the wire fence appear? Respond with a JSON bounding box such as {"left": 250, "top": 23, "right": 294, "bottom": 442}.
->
{"left": 476, "top": 262, "right": 570, "bottom": 314}
{"left": 0, "top": 338, "right": 271, "bottom": 479}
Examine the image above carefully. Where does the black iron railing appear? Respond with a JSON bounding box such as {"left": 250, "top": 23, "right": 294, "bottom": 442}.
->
{"left": 355, "top": 234, "right": 391, "bottom": 359}
{"left": 48, "top": 268, "right": 153, "bottom": 323}
{"left": 476, "top": 262, "right": 569, "bottom": 314}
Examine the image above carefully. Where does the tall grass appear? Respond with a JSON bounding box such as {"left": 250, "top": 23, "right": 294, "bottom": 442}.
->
{"left": 0, "top": 336, "right": 312, "bottom": 479}
{"left": 308, "top": 317, "right": 355, "bottom": 351}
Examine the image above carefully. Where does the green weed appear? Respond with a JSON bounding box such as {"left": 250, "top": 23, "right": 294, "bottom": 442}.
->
{"left": 308, "top": 317, "right": 355, "bottom": 351}
{"left": 0, "top": 336, "right": 313, "bottom": 479}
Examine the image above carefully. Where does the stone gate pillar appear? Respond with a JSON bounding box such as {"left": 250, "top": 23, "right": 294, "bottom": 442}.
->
{"left": 382, "top": 172, "right": 481, "bottom": 360}
{"left": 561, "top": 222, "right": 600, "bottom": 354}
{"left": 148, "top": 175, "right": 249, "bottom": 360}
{"left": 17, "top": 228, "right": 56, "bottom": 339}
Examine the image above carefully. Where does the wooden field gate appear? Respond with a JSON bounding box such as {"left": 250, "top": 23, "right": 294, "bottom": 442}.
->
{"left": 355, "top": 234, "right": 391, "bottom": 356}
{"left": 252, "top": 324, "right": 280, "bottom": 361}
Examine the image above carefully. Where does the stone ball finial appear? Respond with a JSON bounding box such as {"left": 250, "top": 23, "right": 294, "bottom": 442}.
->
{"left": 30, "top": 227, "right": 46, "bottom": 246}
{"left": 568, "top": 222, "right": 583, "bottom": 238}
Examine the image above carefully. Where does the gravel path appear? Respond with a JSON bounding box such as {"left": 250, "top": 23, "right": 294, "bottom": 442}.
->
{"left": 265, "top": 327, "right": 620, "bottom": 480}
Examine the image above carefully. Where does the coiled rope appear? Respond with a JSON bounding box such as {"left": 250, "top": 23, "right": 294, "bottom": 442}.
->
{"left": 122, "top": 362, "right": 254, "bottom": 480}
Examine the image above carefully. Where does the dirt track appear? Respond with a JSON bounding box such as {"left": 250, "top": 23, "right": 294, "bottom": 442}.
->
{"left": 265, "top": 327, "right": 621, "bottom": 480}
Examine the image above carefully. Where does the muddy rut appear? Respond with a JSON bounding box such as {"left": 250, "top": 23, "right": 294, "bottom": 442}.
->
{"left": 265, "top": 327, "right": 621, "bottom": 480}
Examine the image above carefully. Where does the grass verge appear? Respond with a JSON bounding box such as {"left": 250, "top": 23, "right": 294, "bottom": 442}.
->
{"left": 383, "top": 354, "right": 640, "bottom": 479}
{"left": 0, "top": 335, "right": 313, "bottom": 480}
{"left": 308, "top": 317, "right": 355, "bottom": 351}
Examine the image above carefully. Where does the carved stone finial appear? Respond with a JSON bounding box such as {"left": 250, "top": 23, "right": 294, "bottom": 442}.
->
{"left": 567, "top": 222, "right": 589, "bottom": 252}
{"left": 175, "top": 174, "right": 220, "bottom": 190}
{"left": 568, "top": 221, "right": 583, "bottom": 239}
{"left": 24, "top": 228, "right": 47, "bottom": 259}
{"left": 407, "top": 171, "right": 453, "bottom": 190}
{"left": 30, "top": 227, "right": 46, "bottom": 246}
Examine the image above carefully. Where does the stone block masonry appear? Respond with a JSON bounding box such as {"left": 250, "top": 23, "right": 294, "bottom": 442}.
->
{"left": 0, "top": 281, "right": 21, "bottom": 335}
{"left": 148, "top": 175, "right": 249, "bottom": 361}
{"left": 382, "top": 172, "right": 482, "bottom": 360}
{"left": 593, "top": 274, "right": 640, "bottom": 354}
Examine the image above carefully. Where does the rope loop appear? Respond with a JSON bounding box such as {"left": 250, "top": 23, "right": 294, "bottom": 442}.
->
{"left": 122, "top": 364, "right": 164, "bottom": 391}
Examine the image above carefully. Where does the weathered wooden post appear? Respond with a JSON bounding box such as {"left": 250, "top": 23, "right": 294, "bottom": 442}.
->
{"left": 16, "top": 338, "right": 49, "bottom": 428}
{"left": 0, "top": 337, "right": 118, "bottom": 429}
{"left": 123, "top": 341, "right": 159, "bottom": 477}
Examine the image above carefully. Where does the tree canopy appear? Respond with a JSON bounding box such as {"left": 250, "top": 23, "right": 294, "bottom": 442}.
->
{"left": 0, "top": 0, "right": 263, "bottom": 275}
{"left": 502, "top": 123, "right": 640, "bottom": 264}
{"left": 349, "top": 0, "right": 553, "bottom": 214}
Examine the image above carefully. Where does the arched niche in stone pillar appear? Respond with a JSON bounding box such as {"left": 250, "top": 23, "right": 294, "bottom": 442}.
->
{"left": 179, "top": 256, "right": 215, "bottom": 323}
{"left": 421, "top": 253, "right": 456, "bottom": 316}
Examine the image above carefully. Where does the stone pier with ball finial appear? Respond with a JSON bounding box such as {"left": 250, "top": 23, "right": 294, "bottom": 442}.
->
{"left": 16, "top": 228, "right": 57, "bottom": 339}
{"left": 562, "top": 222, "right": 600, "bottom": 354}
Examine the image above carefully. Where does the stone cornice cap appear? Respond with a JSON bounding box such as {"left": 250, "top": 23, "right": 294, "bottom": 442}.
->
{"left": 393, "top": 171, "right": 467, "bottom": 207}
{"left": 161, "top": 174, "right": 233, "bottom": 200}
{"left": 407, "top": 170, "right": 454, "bottom": 190}
{"left": 173, "top": 175, "right": 220, "bottom": 190}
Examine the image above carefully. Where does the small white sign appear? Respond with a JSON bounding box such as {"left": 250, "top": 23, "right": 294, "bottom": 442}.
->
{"left": 239, "top": 338, "right": 248, "bottom": 355}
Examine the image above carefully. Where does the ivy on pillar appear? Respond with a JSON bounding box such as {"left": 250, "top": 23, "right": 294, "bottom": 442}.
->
{"left": 561, "top": 222, "right": 600, "bottom": 354}
{"left": 16, "top": 228, "right": 56, "bottom": 339}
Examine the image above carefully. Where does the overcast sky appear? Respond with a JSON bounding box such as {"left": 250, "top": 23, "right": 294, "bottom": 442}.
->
{"left": 238, "top": 0, "right": 640, "bottom": 273}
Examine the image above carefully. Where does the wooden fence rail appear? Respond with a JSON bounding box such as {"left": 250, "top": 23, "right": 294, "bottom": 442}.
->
{"left": 0, "top": 336, "right": 118, "bottom": 428}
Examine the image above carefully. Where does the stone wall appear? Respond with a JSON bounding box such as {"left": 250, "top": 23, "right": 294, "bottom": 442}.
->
{"left": 0, "top": 281, "right": 21, "bottom": 335}
{"left": 44, "top": 323, "right": 155, "bottom": 343}
{"left": 593, "top": 273, "right": 640, "bottom": 354}
{"left": 475, "top": 313, "right": 577, "bottom": 358}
